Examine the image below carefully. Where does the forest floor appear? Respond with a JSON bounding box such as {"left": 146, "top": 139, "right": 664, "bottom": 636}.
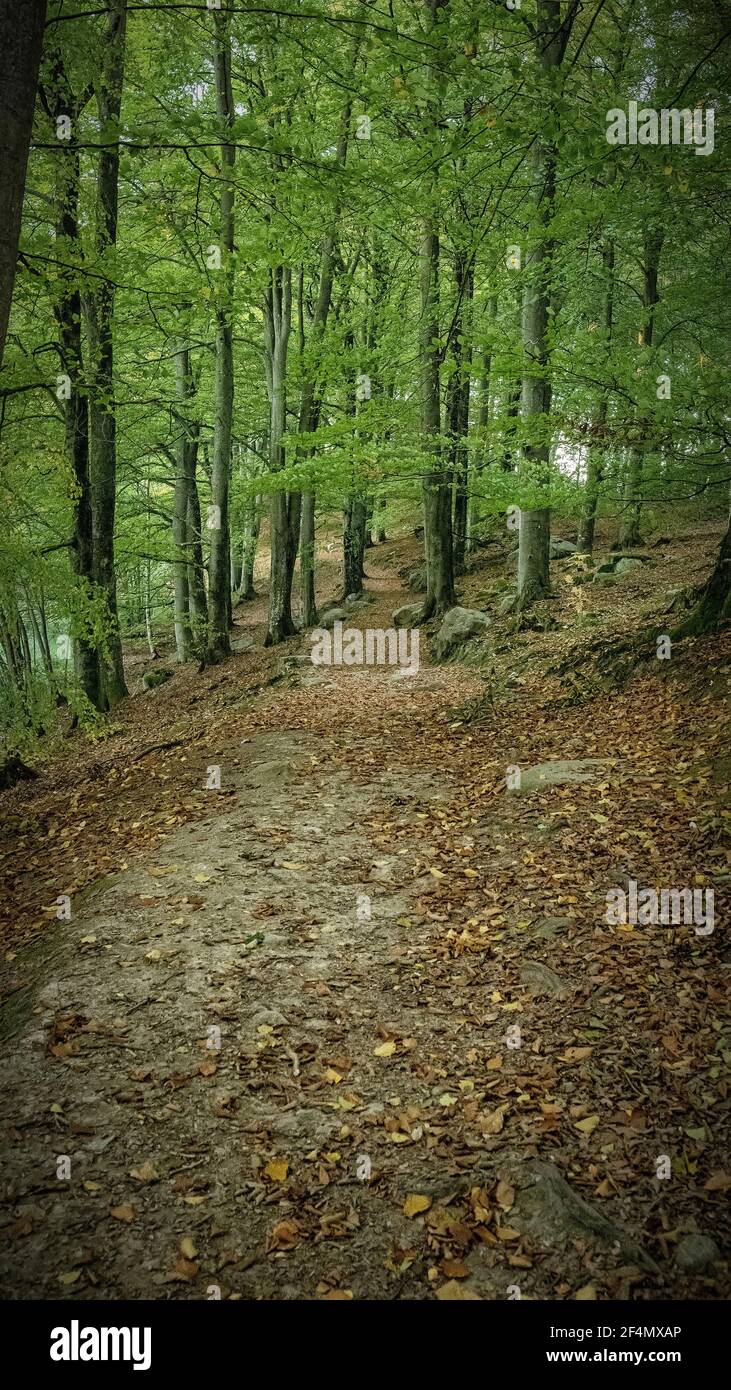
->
{"left": 0, "top": 524, "right": 729, "bottom": 1301}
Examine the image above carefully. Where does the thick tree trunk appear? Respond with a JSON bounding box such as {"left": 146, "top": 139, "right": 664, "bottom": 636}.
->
{"left": 0, "top": 0, "right": 47, "bottom": 369}
{"left": 517, "top": 0, "right": 574, "bottom": 611}
{"left": 86, "top": 0, "right": 128, "bottom": 709}
{"left": 672, "top": 517, "right": 731, "bottom": 637}
{"left": 48, "top": 57, "right": 100, "bottom": 705}
{"left": 207, "top": 8, "right": 235, "bottom": 662}
{"left": 342, "top": 497, "right": 367, "bottom": 596}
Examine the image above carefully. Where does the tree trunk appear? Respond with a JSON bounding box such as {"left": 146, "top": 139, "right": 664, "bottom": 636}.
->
{"left": 449, "top": 254, "right": 473, "bottom": 574}
{"left": 0, "top": 0, "right": 47, "bottom": 369}
{"left": 48, "top": 56, "right": 100, "bottom": 705}
{"left": 264, "top": 266, "right": 297, "bottom": 644}
{"left": 672, "top": 516, "right": 731, "bottom": 637}
{"left": 578, "top": 241, "right": 615, "bottom": 553}
{"left": 207, "top": 7, "right": 236, "bottom": 661}
{"left": 173, "top": 345, "right": 194, "bottom": 661}
{"left": 86, "top": 0, "right": 128, "bottom": 709}
{"left": 186, "top": 458, "right": 208, "bottom": 652}
{"left": 517, "top": 0, "right": 575, "bottom": 611}
{"left": 420, "top": 0, "right": 454, "bottom": 619}
{"left": 343, "top": 497, "right": 367, "bottom": 596}
{"left": 617, "top": 228, "right": 663, "bottom": 549}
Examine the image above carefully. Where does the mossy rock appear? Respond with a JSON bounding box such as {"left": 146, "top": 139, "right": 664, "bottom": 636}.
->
{"left": 143, "top": 667, "right": 174, "bottom": 690}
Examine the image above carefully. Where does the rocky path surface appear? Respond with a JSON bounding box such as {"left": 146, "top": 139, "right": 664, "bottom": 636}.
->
{"left": 1, "top": 561, "right": 728, "bottom": 1300}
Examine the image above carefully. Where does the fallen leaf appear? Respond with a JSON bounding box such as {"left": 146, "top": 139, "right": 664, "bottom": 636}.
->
{"left": 403, "top": 1194, "right": 432, "bottom": 1217}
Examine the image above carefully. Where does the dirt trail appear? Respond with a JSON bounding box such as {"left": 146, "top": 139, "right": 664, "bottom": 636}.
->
{"left": 1, "top": 552, "right": 728, "bottom": 1301}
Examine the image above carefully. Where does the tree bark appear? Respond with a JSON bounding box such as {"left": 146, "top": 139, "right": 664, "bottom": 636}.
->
{"left": 86, "top": 0, "right": 128, "bottom": 709}
{"left": 517, "top": 0, "right": 575, "bottom": 610}
{"left": 577, "top": 240, "right": 615, "bottom": 553}
{"left": 616, "top": 230, "right": 663, "bottom": 549}
{"left": 0, "top": 0, "right": 47, "bottom": 369}
{"left": 207, "top": 7, "right": 235, "bottom": 662}
{"left": 419, "top": 0, "right": 454, "bottom": 619}
{"left": 47, "top": 55, "right": 100, "bottom": 705}
{"left": 173, "top": 345, "right": 194, "bottom": 661}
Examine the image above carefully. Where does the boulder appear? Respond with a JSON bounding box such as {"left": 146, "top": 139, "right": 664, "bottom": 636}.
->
{"left": 614, "top": 557, "right": 644, "bottom": 576}
{"left": 392, "top": 603, "right": 423, "bottom": 629}
{"left": 550, "top": 538, "right": 578, "bottom": 559}
{"left": 433, "top": 606, "right": 491, "bottom": 659}
{"left": 319, "top": 607, "right": 347, "bottom": 629}
{"left": 511, "top": 758, "right": 613, "bottom": 795}
{"left": 143, "top": 668, "right": 174, "bottom": 690}
{"left": 592, "top": 571, "right": 617, "bottom": 585}
{"left": 675, "top": 1234, "right": 720, "bottom": 1272}
{"left": 345, "top": 591, "right": 375, "bottom": 607}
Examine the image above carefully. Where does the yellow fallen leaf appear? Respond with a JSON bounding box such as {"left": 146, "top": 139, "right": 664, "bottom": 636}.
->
{"left": 179, "top": 1236, "right": 197, "bottom": 1260}
{"left": 429, "top": 866, "right": 446, "bottom": 879}
{"left": 264, "top": 1157, "right": 289, "bottom": 1183}
{"left": 575, "top": 1115, "right": 600, "bottom": 1135}
{"left": 280, "top": 861, "right": 307, "bottom": 870}
{"left": 58, "top": 1270, "right": 81, "bottom": 1286}
{"left": 183, "top": 1195, "right": 207, "bottom": 1206}
{"left": 374, "top": 1040, "right": 396, "bottom": 1057}
{"left": 403, "top": 1194, "right": 432, "bottom": 1217}
{"left": 110, "top": 1205, "right": 136, "bottom": 1223}
{"left": 575, "top": 1283, "right": 598, "bottom": 1300}
{"left": 83, "top": 1181, "right": 102, "bottom": 1193}
{"left": 436, "top": 1280, "right": 482, "bottom": 1301}
{"left": 130, "top": 1161, "right": 159, "bottom": 1183}
{"left": 193, "top": 874, "right": 210, "bottom": 883}
{"left": 323, "top": 1068, "right": 342, "bottom": 1084}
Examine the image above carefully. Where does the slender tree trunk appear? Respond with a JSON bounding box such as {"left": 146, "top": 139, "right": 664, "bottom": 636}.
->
{"left": 449, "top": 255, "right": 473, "bottom": 574}
{"left": 240, "top": 492, "right": 261, "bottom": 599}
{"left": 420, "top": 0, "right": 454, "bottom": 619}
{"left": 0, "top": 0, "right": 47, "bottom": 369}
{"left": 616, "top": 231, "right": 663, "bottom": 549}
{"left": 86, "top": 0, "right": 128, "bottom": 708}
{"left": 207, "top": 7, "right": 235, "bottom": 661}
{"left": 173, "top": 345, "right": 194, "bottom": 661}
{"left": 264, "top": 266, "right": 296, "bottom": 644}
{"left": 467, "top": 296, "right": 496, "bottom": 549}
{"left": 578, "top": 241, "right": 615, "bottom": 553}
{"left": 186, "top": 456, "right": 208, "bottom": 650}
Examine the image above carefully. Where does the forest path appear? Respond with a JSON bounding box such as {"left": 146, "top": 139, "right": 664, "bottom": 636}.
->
{"left": 0, "top": 558, "right": 728, "bottom": 1300}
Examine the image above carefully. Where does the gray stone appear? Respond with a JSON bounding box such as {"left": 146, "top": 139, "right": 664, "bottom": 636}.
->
{"left": 143, "top": 668, "right": 174, "bottom": 690}
{"left": 319, "top": 607, "right": 347, "bottom": 629}
{"left": 550, "top": 538, "right": 578, "bottom": 559}
{"left": 614, "top": 557, "right": 644, "bottom": 576}
{"left": 676, "top": 1234, "right": 720, "bottom": 1272}
{"left": 230, "top": 636, "right": 253, "bottom": 653}
{"left": 592, "top": 571, "right": 617, "bottom": 584}
{"left": 345, "top": 591, "right": 375, "bottom": 607}
{"left": 498, "top": 593, "right": 517, "bottom": 616}
{"left": 512, "top": 758, "right": 613, "bottom": 795}
{"left": 433, "top": 606, "right": 491, "bottom": 658}
{"left": 520, "top": 961, "right": 570, "bottom": 998}
{"left": 393, "top": 603, "right": 423, "bottom": 629}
